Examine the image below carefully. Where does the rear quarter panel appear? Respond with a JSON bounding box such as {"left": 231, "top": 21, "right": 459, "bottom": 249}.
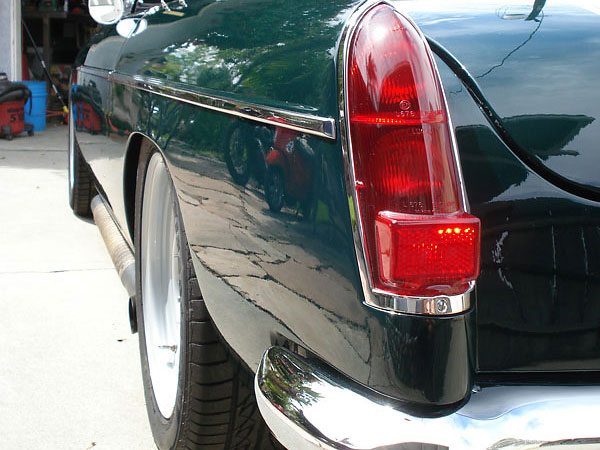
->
{"left": 107, "top": 0, "right": 473, "bottom": 408}
{"left": 406, "top": 0, "right": 600, "bottom": 372}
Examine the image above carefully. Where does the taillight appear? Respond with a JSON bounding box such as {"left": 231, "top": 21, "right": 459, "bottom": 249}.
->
{"left": 345, "top": 4, "right": 480, "bottom": 300}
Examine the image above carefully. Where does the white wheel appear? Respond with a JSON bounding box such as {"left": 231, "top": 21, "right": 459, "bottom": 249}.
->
{"left": 134, "top": 141, "right": 282, "bottom": 450}
{"left": 140, "top": 152, "right": 182, "bottom": 419}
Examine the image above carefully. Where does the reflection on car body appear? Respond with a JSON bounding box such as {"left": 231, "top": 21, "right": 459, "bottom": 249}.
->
{"left": 70, "top": 0, "right": 600, "bottom": 448}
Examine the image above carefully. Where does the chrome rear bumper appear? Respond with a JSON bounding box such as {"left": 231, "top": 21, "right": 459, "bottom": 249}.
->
{"left": 255, "top": 347, "right": 600, "bottom": 450}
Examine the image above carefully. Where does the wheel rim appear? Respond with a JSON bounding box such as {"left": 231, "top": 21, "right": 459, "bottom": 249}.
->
{"left": 141, "top": 153, "right": 182, "bottom": 419}
{"left": 68, "top": 105, "right": 75, "bottom": 193}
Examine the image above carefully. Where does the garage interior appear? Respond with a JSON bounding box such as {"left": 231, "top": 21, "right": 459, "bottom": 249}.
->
{"left": 0, "top": 2, "right": 155, "bottom": 447}
{"left": 1, "top": 0, "right": 97, "bottom": 131}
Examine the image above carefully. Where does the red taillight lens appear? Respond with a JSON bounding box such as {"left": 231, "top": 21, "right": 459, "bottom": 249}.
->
{"left": 376, "top": 213, "right": 480, "bottom": 296}
{"left": 347, "top": 5, "right": 480, "bottom": 297}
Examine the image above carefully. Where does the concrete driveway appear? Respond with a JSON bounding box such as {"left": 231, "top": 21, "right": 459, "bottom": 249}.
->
{"left": 0, "top": 125, "right": 154, "bottom": 449}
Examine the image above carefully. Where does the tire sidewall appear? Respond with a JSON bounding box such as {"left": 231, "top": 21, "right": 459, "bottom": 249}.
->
{"left": 224, "top": 124, "right": 251, "bottom": 186}
{"left": 134, "top": 142, "right": 190, "bottom": 450}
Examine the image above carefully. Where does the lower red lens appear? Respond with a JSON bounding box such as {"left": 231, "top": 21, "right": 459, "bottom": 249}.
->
{"left": 375, "top": 212, "right": 481, "bottom": 296}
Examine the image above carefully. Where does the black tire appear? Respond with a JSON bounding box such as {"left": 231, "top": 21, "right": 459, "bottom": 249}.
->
{"left": 248, "top": 126, "right": 272, "bottom": 184}
{"left": 134, "top": 141, "right": 281, "bottom": 450}
{"left": 224, "top": 125, "right": 251, "bottom": 186}
{"left": 68, "top": 110, "right": 94, "bottom": 217}
{"left": 264, "top": 167, "right": 285, "bottom": 212}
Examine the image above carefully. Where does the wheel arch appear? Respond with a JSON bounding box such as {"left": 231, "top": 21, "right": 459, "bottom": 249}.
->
{"left": 123, "top": 132, "right": 170, "bottom": 241}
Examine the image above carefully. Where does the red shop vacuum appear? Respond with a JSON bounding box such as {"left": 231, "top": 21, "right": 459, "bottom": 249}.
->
{"left": 0, "top": 73, "right": 34, "bottom": 140}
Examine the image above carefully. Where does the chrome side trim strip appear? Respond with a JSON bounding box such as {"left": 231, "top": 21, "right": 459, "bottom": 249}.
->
{"left": 77, "top": 66, "right": 336, "bottom": 139}
{"left": 78, "top": 66, "right": 111, "bottom": 79}
{"left": 256, "top": 346, "right": 600, "bottom": 450}
{"left": 110, "top": 72, "right": 336, "bottom": 140}
{"left": 337, "top": 0, "right": 472, "bottom": 315}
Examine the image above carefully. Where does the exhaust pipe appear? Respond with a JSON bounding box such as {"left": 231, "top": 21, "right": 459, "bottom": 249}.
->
{"left": 91, "top": 196, "right": 136, "bottom": 298}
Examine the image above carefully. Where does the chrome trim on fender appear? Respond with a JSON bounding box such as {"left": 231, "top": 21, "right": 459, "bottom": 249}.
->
{"left": 78, "top": 66, "right": 111, "bottom": 79}
{"left": 256, "top": 346, "right": 600, "bottom": 450}
{"left": 337, "top": 0, "right": 473, "bottom": 316}
{"left": 110, "top": 72, "right": 336, "bottom": 140}
{"left": 371, "top": 283, "right": 473, "bottom": 315}
{"left": 76, "top": 66, "right": 336, "bottom": 139}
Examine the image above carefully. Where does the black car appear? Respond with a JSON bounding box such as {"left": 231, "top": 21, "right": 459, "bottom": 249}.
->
{"left": 70, "top": 0, "right": 600, "bottom": 448}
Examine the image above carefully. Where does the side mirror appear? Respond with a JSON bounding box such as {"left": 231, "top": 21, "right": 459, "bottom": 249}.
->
{"left": 116, "top": 18, "right": 148, "bottom": 38}
{"left": 88, "top": 0, "right": 125, "bottom": 25}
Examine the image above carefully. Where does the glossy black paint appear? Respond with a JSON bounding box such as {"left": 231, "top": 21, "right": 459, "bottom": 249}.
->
{"left": 72, "top": 0, "right": 600, "bottom": 415}
{"left": 429, "top": 38, "right": 599, "bottom": 203}
{"left": 413, "top": 1, "right": 600, "bottom": 192}
{"left": 112, "top": 85, "right": 473, "bottom": 407}
{"left": 92, "top": 0, "right": 474, "bottom": 409}
{"left": 416, "top": 1, "right": 600, "bottom": 372}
